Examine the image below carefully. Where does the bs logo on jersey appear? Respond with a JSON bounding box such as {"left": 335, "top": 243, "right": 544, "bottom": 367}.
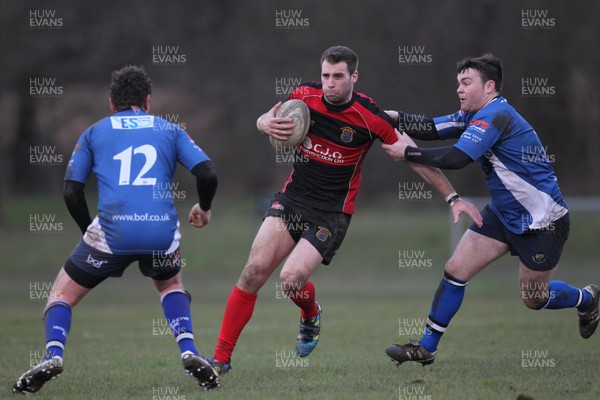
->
{"left": 340, "top": 126, "right": 355, "bottom": 143}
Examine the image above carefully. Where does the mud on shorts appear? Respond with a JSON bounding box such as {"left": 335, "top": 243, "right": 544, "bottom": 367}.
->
{"left": 64, "top": 240, "right": 182, "bottom": 288}
{"left": 469, "top": 205, "right": 570, "bottom": 271}
{"left": 264, "top": 192, "right": 352, "bottom": 265}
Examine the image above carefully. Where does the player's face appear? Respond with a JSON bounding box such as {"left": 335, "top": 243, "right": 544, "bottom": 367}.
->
{"left": 321, "top": 61, "right": 358, "bottom": 105}
{"left": 456, "top": 68, "right": 492, "bottom": 113}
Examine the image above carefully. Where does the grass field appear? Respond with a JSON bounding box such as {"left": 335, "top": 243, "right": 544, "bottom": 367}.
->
{"left": 1, "top": 197, "right": 600, "bottom": 400}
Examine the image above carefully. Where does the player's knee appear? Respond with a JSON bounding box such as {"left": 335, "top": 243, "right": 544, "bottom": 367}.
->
{"left": 522, "top": 296, "right": 547, "bottom": 310}
{"left": 42, "top": 300, "right": 72, "bottom": 319}
{"left": 279, "top": 270, "right": 303, "bottom": 294}
{"left": 520, "top": 280, "right": 550, "bottom": 309}
{"left": 237, "top": 262, "right": 268, "bottom": 292}
{"left": 444, "top": 258, "right": 461, "bottom": 277}
{"left": 159, "top": 288, "right": 190, "bottom": 304}
{"left": 153, "top": 273, "right": 183, "bottom": 294}
{"left": 45, "top": 288, "right": 79, "bottom": 308}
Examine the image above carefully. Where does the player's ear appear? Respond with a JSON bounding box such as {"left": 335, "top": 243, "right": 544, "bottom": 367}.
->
{"left": 109, "top": 98, "right": 117, "bottom": 113}
{"left": 143, "top": 95, "right": 151, "bottom": 112}
{"left": 485, "top": 80, "right": 495, "bottom": 94}
{"left": 351, "top": 70, "right": 359, "bottom": 84}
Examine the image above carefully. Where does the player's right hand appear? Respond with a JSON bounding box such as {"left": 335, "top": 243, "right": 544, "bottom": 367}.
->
{"left": 189, "top": 204, "right": 211, "bottom": 228}
{"left": 451, "top": 198, "right": 483, "bottom": 227}
{"left": 257, "top": 102, "right": 295, "bottom": 140}
{"left": 382, "top": 130, "right": 414, "bottom": 161}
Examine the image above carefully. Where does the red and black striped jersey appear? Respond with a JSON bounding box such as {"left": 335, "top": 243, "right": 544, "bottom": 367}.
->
{"left": 282, "top": 82, "right": 398, "bottom": 214}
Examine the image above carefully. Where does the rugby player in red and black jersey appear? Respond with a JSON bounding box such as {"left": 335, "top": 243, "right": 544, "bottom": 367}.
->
{"left": 207, "top": 46, "right": 482, "bottom": 376}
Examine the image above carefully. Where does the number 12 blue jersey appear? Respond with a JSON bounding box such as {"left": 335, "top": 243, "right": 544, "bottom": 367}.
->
{"left": 65, "top": 108, "right": 210, "bottom": 254}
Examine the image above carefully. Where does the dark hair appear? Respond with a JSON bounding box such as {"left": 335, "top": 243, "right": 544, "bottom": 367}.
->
{"left": 320, "top": 46, "right": 359, "bottom": 74}
{"left": 456, "top": 53, "right": 503, "bottom": 92}
{"left": 110, "top": 65, "right": 152, "bottom": 111}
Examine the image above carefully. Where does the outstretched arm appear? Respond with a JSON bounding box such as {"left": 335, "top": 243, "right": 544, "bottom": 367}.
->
{"left": 406, "top": 161, "right": 482, "bottom": 227}
{"left": 385, "top": 110, "right": 440, "bottom": 141}
{"left": 385, "top": 131, "right": 482, "bottom": 226}
{"left": 383, "top": 130, "right": 472, "bottom": 169}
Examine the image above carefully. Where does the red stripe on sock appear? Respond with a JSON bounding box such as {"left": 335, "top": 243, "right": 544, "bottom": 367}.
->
{"left": 287, "top": 280, "right": 318, "bottom": 320}
{"left": 214, "top": 285, "right": 257, "bottom": 364}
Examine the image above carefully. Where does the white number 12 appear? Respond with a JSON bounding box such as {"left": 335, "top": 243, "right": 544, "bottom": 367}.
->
{"left": 113, "top": 145, "right": 157, "bottom": 185}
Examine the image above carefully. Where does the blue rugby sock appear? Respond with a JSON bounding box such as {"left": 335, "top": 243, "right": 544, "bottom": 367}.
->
{"left": 161, "top": 290, "right": 199, "bottom": 356}
{"left": 543, "top": 281, "right": 592, "bottom": 311}
{"left": 43, "top": 301, "right": 72, "bottom": 360}
{"left": 578, "top": 288, "right": 594, "bottom": 312}
{"left": 419, "top": 271, "right": 467, "bottom": 353}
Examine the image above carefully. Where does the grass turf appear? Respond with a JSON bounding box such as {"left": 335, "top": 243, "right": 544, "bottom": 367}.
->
{"left": 1, "top": 198, "right": 599, "bottom": 399}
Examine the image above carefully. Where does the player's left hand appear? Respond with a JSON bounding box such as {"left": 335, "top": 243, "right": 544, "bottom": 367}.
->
{"left": 450, "top": 198, "right": 483, "bottom": 227}
{"left": 189, "top": 204, "right": 211, "bottom": 228}
{"left": 382, "top": 130, "right": 416, "bottom": 161}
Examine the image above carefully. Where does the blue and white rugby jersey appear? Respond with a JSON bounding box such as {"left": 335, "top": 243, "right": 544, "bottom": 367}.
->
{"left": 433, "top": 97, "right": 567, "bottom": 234}
{"left": 65, "top": 108, "right": 210, "bottom": 254}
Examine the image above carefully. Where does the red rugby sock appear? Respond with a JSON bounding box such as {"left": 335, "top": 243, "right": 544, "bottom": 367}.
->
{"left": 214, "top": 285, "right": 257, "bottom": 364}
{"left": 287, "top": 280, "right": 319, "bottom": 320}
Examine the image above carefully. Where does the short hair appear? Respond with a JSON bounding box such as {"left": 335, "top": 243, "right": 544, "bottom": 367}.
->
{"left": 320, "top": 46, "right": 359, "bottom": 74}
{"left": 110, "top": 65, "right": 152, "bottom": 111}
{"left": 456, "top": 53, "right": 503, "bottom": 92}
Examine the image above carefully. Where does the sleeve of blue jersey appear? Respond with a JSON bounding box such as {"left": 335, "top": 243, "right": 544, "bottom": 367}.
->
{"left": 453, "top": 111, "right": 502, "bottom": 162}
{"left": 433, "top": 110, "right": 468, "bottom": 140}
{"left": 64, "top": 129, "right": 93, "bottom": 184}
{"left": 174, "top": 127, "right": 211, "bottom": 170}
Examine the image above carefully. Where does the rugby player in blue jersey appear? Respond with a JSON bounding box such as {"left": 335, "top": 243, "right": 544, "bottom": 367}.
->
{"left": 13, "top": 65, "right": 220, "bottom": 393}
{"left": 383, "top": 53, "right": 599, "bottom": 366}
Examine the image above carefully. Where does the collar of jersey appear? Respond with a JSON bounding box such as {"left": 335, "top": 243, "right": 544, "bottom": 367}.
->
{"left": 113, "top": 107, "right": 149, "bottom": 116}
{"left": 321, "top": 92, "right": 357, "bottom": 113}
{"left": 473, "top": 95, "right": 505, "bottom": 115}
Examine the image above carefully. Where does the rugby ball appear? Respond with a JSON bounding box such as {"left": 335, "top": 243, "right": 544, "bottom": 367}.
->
{"left": 270, "top": 99, "right": 310, "bottom": 149}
